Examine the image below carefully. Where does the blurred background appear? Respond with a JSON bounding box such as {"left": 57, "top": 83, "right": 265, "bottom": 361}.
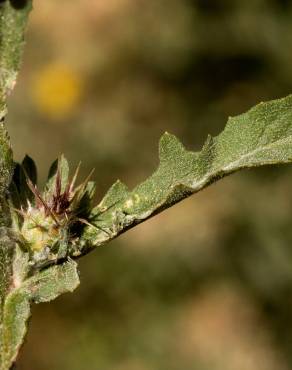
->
{"left": 8, "top": 0, "right": 292, "bottom": 369}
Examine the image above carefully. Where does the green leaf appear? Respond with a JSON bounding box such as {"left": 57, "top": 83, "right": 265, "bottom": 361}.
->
{"left": 78, "top": 94, "right": 292, "bottom": 253}
{"left": 0, "top": 122, "right": 13, "bottom": 201}
{"left": 0, "top": 260, "right": 79, "bottom": 370}
{"left": 0, "top": 290, "right": 29, "bottom": 370}
{"left": 21, "top": 155, "right": 37, "bottom": 185}
{"left": 0, "top": 229, "right": 14, "bottom": 303}
{"left": 0, "top": 0, "right": 32, "bottom": 97}
{"left": 9, "top": 155, "right": 37, "bottom": 208}
{"left": 0, "top": 5, "right": 35, "bottom": 368}
{"left": 0, "top": 0, "right": 32, "bottom": 219}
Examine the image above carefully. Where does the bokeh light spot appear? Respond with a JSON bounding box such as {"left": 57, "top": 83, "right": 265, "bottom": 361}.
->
{"left": 32, "top": 62, "right": 83, "bottom": 120}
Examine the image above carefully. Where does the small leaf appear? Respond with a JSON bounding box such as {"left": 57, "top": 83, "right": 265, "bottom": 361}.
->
{"left": 10, "top": 157, "right": 36, "bottom": 207}
{"left": 0, "top": 0, "right": 32, "bottom": 96}
{"left": 0, "top": 290, "right": 30, "bottom": 370}
{"left": 22, "top": 155, "right": 37, "bottom": 185}
{"left": 23, "top": 259, "right": 80, "bottom": 303}
{"left": 0, "top": 260, "right": 79, "bottom": 369}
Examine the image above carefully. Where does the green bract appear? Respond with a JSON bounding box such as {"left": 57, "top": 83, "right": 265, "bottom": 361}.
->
{"left": 10, "top": 156, "right": 95, "bottom": 268}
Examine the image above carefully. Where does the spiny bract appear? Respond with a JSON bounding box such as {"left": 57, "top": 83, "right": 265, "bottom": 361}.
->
{"left": 9, "top": 155, "right": 96, "bottom": 267}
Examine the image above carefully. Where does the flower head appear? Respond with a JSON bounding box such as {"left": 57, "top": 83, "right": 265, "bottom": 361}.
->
{"left": 10, "top": 155, "right": 95, "bottom": 267}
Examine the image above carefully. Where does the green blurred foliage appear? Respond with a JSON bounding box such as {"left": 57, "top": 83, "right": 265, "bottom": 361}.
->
{"left": 7, "top": 0, "right": 292, "bottom": 369}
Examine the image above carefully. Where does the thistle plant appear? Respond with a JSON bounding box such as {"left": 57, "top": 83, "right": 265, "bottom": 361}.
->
{"left": 2, "top": 1, "right": 292, "bottom": 369}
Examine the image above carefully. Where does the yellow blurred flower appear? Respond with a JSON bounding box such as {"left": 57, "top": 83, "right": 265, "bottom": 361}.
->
{"left": 32, "top": 62, "right": 83, "bottom": 119}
